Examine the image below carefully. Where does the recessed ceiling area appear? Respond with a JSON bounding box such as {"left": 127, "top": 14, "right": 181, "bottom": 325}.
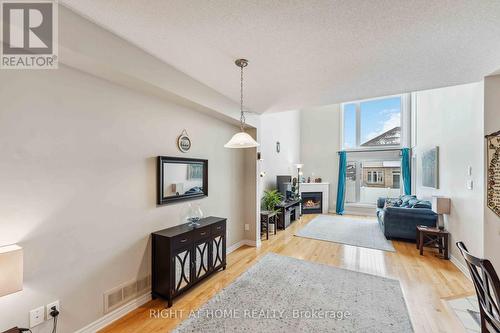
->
{"left": 60, "top": 0, "right": 500, "bottom": 113}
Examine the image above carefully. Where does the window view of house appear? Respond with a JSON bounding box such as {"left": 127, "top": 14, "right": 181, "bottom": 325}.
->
{"left": 346, "top": 160, "right": 401, "bottom": 204}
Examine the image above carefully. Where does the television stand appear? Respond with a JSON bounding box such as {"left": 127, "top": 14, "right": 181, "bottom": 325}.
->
{"left": 275, "top": 199, "right": 300, "bottom": 229}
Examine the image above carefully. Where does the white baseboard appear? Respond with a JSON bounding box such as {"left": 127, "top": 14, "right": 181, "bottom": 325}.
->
{"left": 227, "top": 239, "right": 258, "bottom": 253}
{"left": 75, "top": 292, "right": 151, "bottom": 333}
{"left": 450, "top": 255, "right": 471, "bottom": 281}
{"left": 227, "top": 239, "right": 246, "bottom": 253}
{"left": 77, "top": 238, "right": 257, "bottom": 333}
{"left": 243, "top": 239, "right": 257, "bottom": 247}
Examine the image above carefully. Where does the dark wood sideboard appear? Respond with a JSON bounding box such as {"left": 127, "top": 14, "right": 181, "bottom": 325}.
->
{"left": 152, "top": 216, "right": 227, "bottom": 307}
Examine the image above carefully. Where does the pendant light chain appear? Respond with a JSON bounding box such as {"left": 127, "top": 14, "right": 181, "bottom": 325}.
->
{"left": 224, "top": 58, "right": 259, "bottom": 148}
{"left": 240, "top": 63, "right": 245, "bottom": 131}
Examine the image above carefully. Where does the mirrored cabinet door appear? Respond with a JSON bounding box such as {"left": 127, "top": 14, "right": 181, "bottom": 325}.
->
{"left": 194, "top": 240, "right": 210, "bottom": 280}
{"left": 212, "top": 235, "right": 224, "bottom": 270}
{"left": 173, "top": 249, "right": 191, "bottom": 293}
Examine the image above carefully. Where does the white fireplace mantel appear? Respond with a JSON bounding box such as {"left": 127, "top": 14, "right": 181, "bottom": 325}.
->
{"left": 300, "top": 182, "right": 330, "bottom": 214}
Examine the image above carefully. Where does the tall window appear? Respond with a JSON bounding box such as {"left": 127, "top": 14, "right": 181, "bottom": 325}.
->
{"left": 342, "top": 95, "right": 404, "bottom": 150}
{"left": 342, "top": 94, "right": 408, "bottom": 205}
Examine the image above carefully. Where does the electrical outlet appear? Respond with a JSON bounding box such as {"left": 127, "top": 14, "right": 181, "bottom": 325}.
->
{"left": 30, "top": 306, "right": 45, "bottom": 327}
{"left": 244, "top": 224, "right": 250, "bottom": 231}
{"left": 46, "top": 300, "right": 60, "bottom": 319}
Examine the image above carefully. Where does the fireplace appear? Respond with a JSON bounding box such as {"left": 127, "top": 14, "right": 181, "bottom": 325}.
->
{"left": 301, "top": 192, "right": 323, "bottom": 214}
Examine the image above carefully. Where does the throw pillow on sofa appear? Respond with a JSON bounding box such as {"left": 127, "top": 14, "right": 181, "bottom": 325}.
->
{"left": 400, "top": 195, "right": 417, "bottom": 207}
{"left": 407, "top": 198, "right": 419, "bottom": 207}
{"left": 413, "top": 200, "right": 432, "bottom": 209}
{"left": 385, "top": 198, "right": 402, "bottom": 208}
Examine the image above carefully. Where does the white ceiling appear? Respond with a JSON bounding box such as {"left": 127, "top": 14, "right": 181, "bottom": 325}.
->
{"left": 60, "top": 0, "right": 500, "bottom": 113}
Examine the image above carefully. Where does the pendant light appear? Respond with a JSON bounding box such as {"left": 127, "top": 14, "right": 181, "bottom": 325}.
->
{"left": 224, "top": 59, "right": 260, "bottom": 148}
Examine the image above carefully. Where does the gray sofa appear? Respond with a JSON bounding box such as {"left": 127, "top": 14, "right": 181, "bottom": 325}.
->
{"left": 376, "top": 195, "right": 437, "bottom": 241}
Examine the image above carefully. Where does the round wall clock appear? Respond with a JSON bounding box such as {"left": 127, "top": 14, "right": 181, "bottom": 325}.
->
{"left": 177, "top": 129, "right": 191, "bottom": 153}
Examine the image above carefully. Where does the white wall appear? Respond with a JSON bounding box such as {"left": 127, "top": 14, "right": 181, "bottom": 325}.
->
{"left": 414, "top": 82, "right": 484, "bottom": 265}
{"left": 259, "top": 110, "right": 301, "bottom": 194}
{"left": 0, "top": 66, "right": 251, "bottom": 332}
{"left": 242, "top": 128, "right": 258, "bottom": 243}
{"left": 300, "top": 104, "right": 341, "bottom": 212}
{"left": 484, "top": 75, "right": 500, "bottom": 271}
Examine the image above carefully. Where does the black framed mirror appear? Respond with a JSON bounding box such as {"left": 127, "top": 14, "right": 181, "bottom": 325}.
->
{"left": 157, "top": 156, "right": 208, "bottom": 205}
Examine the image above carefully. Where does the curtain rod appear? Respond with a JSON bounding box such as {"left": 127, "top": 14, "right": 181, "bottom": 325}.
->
{"left": 338, "top": 147, "right": 404, "bottom": 153}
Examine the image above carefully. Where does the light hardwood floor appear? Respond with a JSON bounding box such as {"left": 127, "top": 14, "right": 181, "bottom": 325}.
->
{"left": 100, "top": 214, "right": 473, "bottom": 333}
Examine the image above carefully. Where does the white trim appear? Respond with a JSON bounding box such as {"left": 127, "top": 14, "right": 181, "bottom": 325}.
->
{"left": 345, "top": 203, "right": 376, "bottom": 208}
{"left": 227, "top": 239, "right": 246, "bottom": 254}
{"left": 401, "top": 93, "right": 412, "bottom": 148}
{"left": 75, "top": 292, "right": 152, "bottom": 333}
{"left": 77, "top": 238, "right": 257, "bottom": 333}
{"left": 227, "top": 239, "right": 256, "bottom": 254}
{"left": 242, "top": 239, "right": 258, "bottom": 247}
{"left": 343, "top": 208, "right": 377, "bottom": 217}
{"left": 339, "top": 104, "right": 345, "bottom": 151}
{"left": 450, "top": 255, "right": 472, "bottom": 281}
{"left": 226, "top": 239, "right": 258, "bottom": 254}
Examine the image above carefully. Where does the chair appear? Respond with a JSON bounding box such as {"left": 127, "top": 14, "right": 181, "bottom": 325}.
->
{"left": 456, "top": 242, "right": 500, "bottom": 332}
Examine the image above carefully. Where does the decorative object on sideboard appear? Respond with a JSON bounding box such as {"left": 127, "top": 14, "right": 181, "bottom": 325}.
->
{"left": 0, "top": 244, "right": 23, "bottom": 297}
{"left": 432, "top": 196, "right": 451, "bottom": 230}
{"left": 185, "top": 202, "right": 204, "bottom": 228}
{"left": 157, "top": 156, "right": 208, "bottom": 205}
{"left": 276, "top": 141, "right": 280, "bottom": 153}
{"left": 486, "top": 130, "right": 500, "bottom": 218}
{"left": 315, "top": 178, "right": 322, "bottom": 183}
{"left": 177, "top": 129, "right": 191, "bottom": 153}
{"left": 224, "top": 59, "right": 259, "bottom": 148}
{"left": 422, "top": 146, "right": 439, "bottom": 189}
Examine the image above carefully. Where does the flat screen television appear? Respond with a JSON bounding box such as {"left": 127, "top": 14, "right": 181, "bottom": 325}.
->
{"left": 276, "top": 175, "right": 292, "bottom": 200}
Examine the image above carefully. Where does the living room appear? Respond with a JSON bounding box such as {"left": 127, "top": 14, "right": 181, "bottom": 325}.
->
{"left": 1, "top": 1, "right": 499, "bottom": 333}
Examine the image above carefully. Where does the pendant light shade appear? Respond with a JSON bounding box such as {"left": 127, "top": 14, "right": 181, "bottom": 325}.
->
{"left": 224, "top": 58, "right": 259, "bottom": 148}
{"left": 224, "top": 131, "right": 260, "bottom": 148}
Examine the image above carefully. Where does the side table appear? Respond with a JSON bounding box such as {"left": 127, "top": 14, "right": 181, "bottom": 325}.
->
{"left": 416, "top": 225, "right": 450, "bottom": 259}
